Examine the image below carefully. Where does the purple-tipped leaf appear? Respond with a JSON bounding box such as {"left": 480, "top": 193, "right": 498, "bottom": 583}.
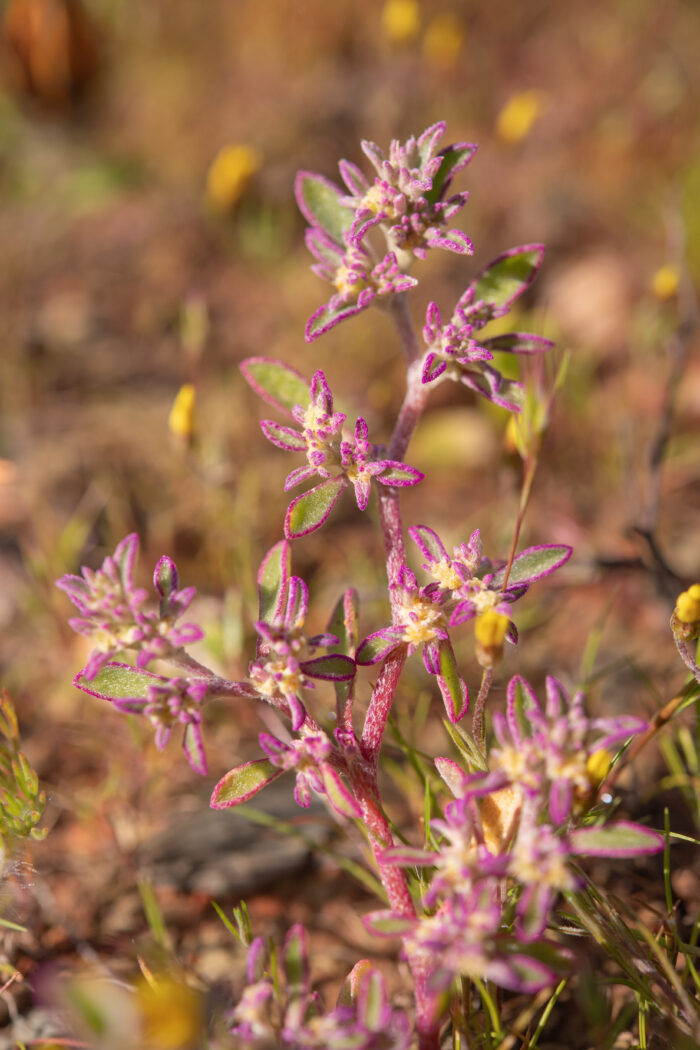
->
{"left": 113, "top": 532, "right": 139, "bottom": 583}
{"left": 328, "top": 589, "right": 359, "bottom": 658}
{"left": 305, "top": 299, "right": 367, "bottom": 342}
{"left": 570, "top": 822, "right": 665, "bottom": 857}
{"left": 437, "top": 638, "right": 468, "bottom": 722}
{"left": 73, "top": 661, "right": 164, "bottom": 701}
{"left": 260, "top": 420, "right": 306, "bottom": 452}
{"left": 240, "top": 357, "right": 310, "bottom": 416}
{"left": 295, "top": 171, "right": 353, "bottom": 245}
{"left": 257, "top": 540, "right": 291, "bottom": 624}
{"left": 363, "top": 911, "right": 415, "bottom": 937}
{"left": 470, "top": 244, "right": 545, "bottom": 314}
{"left": 376, "top": 463, "right": 424, "bottom": 487}
{"left": 154, "top": 555, "right": 178, "bottom": 600}
{"left": 356, "top": 629, "right": 404, "bottom": 666}
{"left": 320, "top": 766, "right": 361, "bottom": 819}
{"left": 284, "top": 476, "right": 346, "bottom": 538}
{"left": 210, "top": 758, "right": 282, "bottom": 809}
{"left": 490, "top": 544, "right": 572, "bottom": 588}
{"left": 283, "top": 924, "right": 310, "bottom": 996}
{"left": 481, "top": 332, "right": 553, "bottom": 355}
{"left": 425, "top": 143, "right": 478, "bottom": 205}
{"left": 435, "top": 756, "right": 469, "bottom": 797}
{"left": 299, "top": 654, "right": 356, "bottom": 681}
{"left": 183, "top": 723, "right": 207, "bottom": 776}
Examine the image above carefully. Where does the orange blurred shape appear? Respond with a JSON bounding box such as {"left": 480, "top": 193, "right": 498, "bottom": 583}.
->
{"left": 1, "top": 0, "right": 99, "bottom": 109}
{"left": 423, "top": 13, "right": 464, "bottom": 71}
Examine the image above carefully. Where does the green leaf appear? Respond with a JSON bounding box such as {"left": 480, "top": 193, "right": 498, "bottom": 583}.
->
{"left": 74, "top": 662, "right": 161, "bottom": 700}
{"left": 425, "top": 144, "right": 477, "bottom": 205}
{"left": 570, "top": 822, "right": 664, "bottom": 857}
{"left": 284, "top": 477, "right": 346, "bottom": 538}
{"left": 240, "top": 357, "right": 310, "bottom": 416}
{"left": 257, "top": 540, "right": 291, "bottom": 623}
{"left": 471, "top": 245, "right": 545, "bottom": 312}
{"left": 296, "top": 172, "right": 353, "bottom": 245}
{"left": 437, "top": 640, "right": 467, "bottom": 722}
{"left": 210, "top": 759, "right": 281, "bottom": 809}
{"left": 490, "top": 545, "right": 571, "bottom": 588}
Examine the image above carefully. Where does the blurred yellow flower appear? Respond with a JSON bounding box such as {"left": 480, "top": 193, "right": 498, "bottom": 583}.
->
{"left": 474, "top": 609, "right": 509, "bottom": 649}
{"left": 423, "top": 13, "right": 464, "bottom": 70}
{"left": 136, "top": 975, "right": 203, "bottom": 1049}
{"left": 496, "top": 90, "right": 545, "bottom": 144}
{"left": 168, "top": 383, "right": 196, "bottom": 440}
{"left": 651, "top": 263, "right": 680, "bottom": 300}
{"left": 381, "top": 0, "right": 420, "bottom": 45}
{"left": 585, "top": 748, "right": 612, "bottom": 786}
{"left": 206, "top": 143, "right": 261, "bottom": 212}
{"left": 675, "top": 583, "right": 700, "bottom": 624}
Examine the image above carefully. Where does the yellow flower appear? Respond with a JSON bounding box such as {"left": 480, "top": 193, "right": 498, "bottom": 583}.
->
{"left": 651, "top": 264, "right": 680, "bottom": 300}
{"left": 675, "top": 584, "right": 700, "bottom": 625}
{"left": 168, "top": 383, "right": 196, "bottom": 440}
{"left": 422, "top": 13, "right": 464, "bottom": 70}
{"left": 586, "top": 748, "right": 612, "bottom": 786}
{"left": 496, "top": 90, "right": 546, "bottom": 144}
{"left": 474, "top": 609, "right": 509, "bottom": 650}
{"left": 136, "top": 975, "right": 203, "bottom": 1049}
{"left": 381, "top": 0, "right": 420, "bottom": 45}
{"left": 206, "top": 144, "right": 260, "bottom": 212}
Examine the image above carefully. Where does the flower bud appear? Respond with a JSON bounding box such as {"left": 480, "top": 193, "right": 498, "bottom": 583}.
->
{"left": 474, "top": 609, "right": 509, "bottom": 668}
{"left": 672, "top": 583, "right": 700, "bottom": 641}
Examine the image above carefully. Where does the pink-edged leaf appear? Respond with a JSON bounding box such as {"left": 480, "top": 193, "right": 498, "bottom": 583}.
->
{"left": 338, "top": 158, "right": 368, "bottom": 197}
{"left": 363, "top": 910, "right": 415, "bottom": 937}
{"left": 434, "top": 756, "right": 469, "bottom": 797}
{"left": 240, "top": 357, "right": 310, "bottom": 416}
{"left": 356, "top": 629, "right": 404, "bottom": 666}
{"left": 305, "top": 299, "right": 367, "bottom": 343}
{"left": 73, "top": 661, "right": 164, "bottom": 701}
{"left": 437, "top": 638, "right": 468, "bottom": 722}
{"left": 328, "top": 589, "right": 359, "bottom": 658}
{"left": 425, "top": 142, "right": 478, "bottom": 205}
{"left": 481, "top": 332, "right": 553, "bottom": 355}
{"left": 113, "top": 532, "right": 139, "bottom": 583}
{"left": 376, "top": 463, "right": 424, "bottom": 488}
{"left": 470, "top": 244, "right": 545, "bottom": 314}
{"left": 210, "top": 758, "right": 282, "bottom": 809}
{"left": 409, "top": 525, "right": 449, "bottom": 565}
{"left": 295, "top": 171, "right": 353, "bottom": 245}
{"left": 183, "top": 723, "right": 207, "bottom": 776}
{"left": 284, "top": 476, "right": 346, "bottom": 538}
{"left": 570, "top": 822, "right": 665, "bottom": 858}
{"left": 283, "top": 923, "right": 309, "bottom": 994}
{"left": 299, "top": 654, "right": 355, "bottom": 681}
{"left": 320, "top": 766, "right": 361, "bottom": 819}
{"left": 356, "top": 968, "right": 389, "bottom": 1032}
{"left": 381, "top": 845, "right": 437, "bottom": 867}
{"left": 260, "top": 420, "right": 306, "bottom": 452}
{"left": 257, "top": 540, "right": 291, "bottom": 624}
{"left": 490, "top": 544, "right": 572, "bottom": 588}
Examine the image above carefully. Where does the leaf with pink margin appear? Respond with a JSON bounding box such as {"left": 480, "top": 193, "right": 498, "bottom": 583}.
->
{"left": 284, "top": 477, "right": 346, "bottom": 538}
{"left": 305, "top": 298, "right": 368, "bottom": 343}
{"left": 434, "top": 756, "right": 469, "bottom": 797}
{"left": 320, "top": 766, "right": 361, "bottom": 819}
{"left": 295, "top": 171, "right": 354, "bottom": 245}
{"left": 470, "top": 244, "right": 545, "bottom": 314}
{"left": 260, "top": 420, "right": 306, "bottom": 452}
{"left": 240, "top": 357, "right": 310, "bottom": 417}
{"left": 183, "top": 723, "right": 207, "bottom": 776}
{"left": 569, "top": 822, "right": 665, "bottom": 857}
{"left": 409, "top": 524, "right": 449, "bottom": 566}
{"left": 436, "top": 638, "right": 468, "bottom": 722}
{"left": 356, "top": 629, "right": 404, "bottom": 666}
{"left": 283, "top": 924, "right": 309, "bottom": 994}
{"left": 376, "top": 463, "right": 424, "bottom": 487}
{"left": 210, "top": 758, "right": 282, "bottom": 809}
{"left": 425, "top": 143, "right": 478, "bottom": 205}
{"left": 73, "top": 661, "right": 164, "bottom": 702}
{"left": 299, "top": 654, "right": 355, "bottom": 681}
{"left": 490, "top": 545, "right": 572, "bottom": 588}
{"left": 481, "top": 332, "right": 553, "bottom": 355}
{"left": 113, "top": 532, "right": 139, "bottom": 584}
{"left": 257, "top": 540, "right": 291, "bottom": 625}
{"left": 381, "top": 844, "right": 437, "bottom": 866}
{"left": 363, "top": 910, "right": 415, "bottom": 937}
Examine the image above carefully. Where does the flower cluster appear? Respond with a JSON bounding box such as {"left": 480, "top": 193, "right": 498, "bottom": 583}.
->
{"left": 56, "top": 534, "right": 203, "bottom": 680}
{"left": 370, "top": 675, "right": 661, "bottom": 998}
{"left": 230, "top": 928, "right": 411, "bottom": 1050}
{"left": 257, "top": 367, "right": 423, "bottom": 536}
{"left": 296, "top": 122, "right": 476, "bottom": 340}
{"left": 357, "top": 525, "right": 572, "bottom": 715}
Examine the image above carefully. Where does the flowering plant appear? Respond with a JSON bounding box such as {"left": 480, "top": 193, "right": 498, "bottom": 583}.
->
{"left": 57, "top": 122, "right": 697, "bottom": 1049}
